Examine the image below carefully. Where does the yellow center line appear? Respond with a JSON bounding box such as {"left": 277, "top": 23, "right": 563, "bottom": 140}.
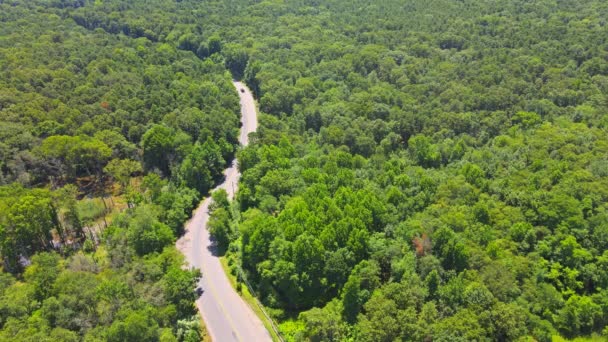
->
{"left": 198, "top": 209, "right": 245, "bottom": 342}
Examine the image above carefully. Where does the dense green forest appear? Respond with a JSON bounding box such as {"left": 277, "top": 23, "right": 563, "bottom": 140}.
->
{"left": 2, "top": 0, "right": 608, "bottom": 341}
{"left": 0, "top": 1, "right": 241, "bottom": 340}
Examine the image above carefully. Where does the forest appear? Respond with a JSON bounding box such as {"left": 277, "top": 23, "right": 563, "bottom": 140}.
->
{"left": 0, "top": 1, "right": 240, "bottom": 340}
{"left": 2, "top": 0, "right": 608, "bottom": 341}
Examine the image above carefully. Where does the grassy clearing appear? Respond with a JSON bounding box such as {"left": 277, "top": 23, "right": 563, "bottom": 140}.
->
{"left": 77, "top": 197, "right": 107, "bottom": 223}
{"left": 219, "top": 256, "right": 282, "bottom": 342}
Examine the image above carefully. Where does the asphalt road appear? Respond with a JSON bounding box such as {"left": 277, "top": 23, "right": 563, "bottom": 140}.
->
{"left": 176, "top": 81, "right": 271, "bottom": 342}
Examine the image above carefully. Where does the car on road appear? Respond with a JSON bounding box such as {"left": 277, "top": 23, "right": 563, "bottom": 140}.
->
{"left": 240, "top": 88, "right": 245, "bottom": 93}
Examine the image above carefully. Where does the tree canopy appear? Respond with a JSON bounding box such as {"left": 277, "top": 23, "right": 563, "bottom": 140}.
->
{"left": 2, "top": 0, "right": 608, "bottom": 341}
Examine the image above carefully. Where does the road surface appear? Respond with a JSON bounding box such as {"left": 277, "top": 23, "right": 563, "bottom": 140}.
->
{"left": 176, "top": 81, "right": 271, "bottom": 342}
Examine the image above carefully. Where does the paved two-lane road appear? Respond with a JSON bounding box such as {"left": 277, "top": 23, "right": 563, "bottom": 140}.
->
{"left": 176, "top": 82, "right": 272, "bottom": 342}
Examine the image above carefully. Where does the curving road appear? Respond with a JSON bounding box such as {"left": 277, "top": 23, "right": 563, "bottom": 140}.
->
{"left": 176, "top": 82, "right": 271, "bottom": 342}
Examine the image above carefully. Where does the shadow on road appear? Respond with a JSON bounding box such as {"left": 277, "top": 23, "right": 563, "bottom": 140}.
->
{"left": 206, "top": 237, "right": 226, "bottom": 257}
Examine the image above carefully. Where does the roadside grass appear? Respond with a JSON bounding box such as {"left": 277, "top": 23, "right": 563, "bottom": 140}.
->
{"left": 199, "top": 314, "right": 211, "bottom": 342}
{"left": 219, "top": 256, "right": 282, "bottom": 342}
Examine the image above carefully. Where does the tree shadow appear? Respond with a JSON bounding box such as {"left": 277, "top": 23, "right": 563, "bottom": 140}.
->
{"left": 206, "top": 236, "right": 227, "bottom": 257}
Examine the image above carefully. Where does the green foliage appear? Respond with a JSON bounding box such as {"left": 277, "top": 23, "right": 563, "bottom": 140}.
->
{"left": 2, "top": 0, "right": 608, "bottom": 340}
{"left": 23, "top": 252, "right": 62, "bottom": 301}
{"left": 0, "top": 3, "right": 239, "bottom": 185}
{"left": 300, "top": 299, "right": 347, "bottom": 342}
{"left": 210, "top": 189, "right": 230, "bottom": 213}
{"left": 104, "top": 158, "right": 142, "bottom": 189}
{"left": 211, "top": 0, "right": 608, "bottom": 339}
{"left": 127, "top": 205, "right": 174, "bottom": 256}
{"left": 38, "top": 135, "right": 112, "bottom": 178}
{"left": 178, "top": 138, "right": 226, "bottom": 194}
{"left": 0, "top": 2, "right": 239, "bottom": 339}
{"left": 162, "top": 267, "right": 201, "bottom": 320}
{"left": 141, "top": 124, "right": 178, "bottom": 176}
{"left": 176, "top": 316, "right": 204, "bottom": 342}
{"left": 106, "top": 309, "right": 159, "bottom": 342}
{"left": 208, "top": 208, "right": 232, "bottom": 252}
{"left": 557, "top": 295, "right": 603, "bottom": 337}
{"left": 76, "top": 197, "right": 107, "bottom": 226}
{"left": 0, "top": 187, "right": 60, "bottom": 271}
{"left": 342, "top": 261, "right": 381, "bottom": 323}
{"left": 207, "top": 188, "right": 234, "bottom": 252}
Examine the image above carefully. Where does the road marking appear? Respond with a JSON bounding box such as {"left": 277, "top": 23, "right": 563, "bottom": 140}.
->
{"left": 198, "top": 200, "right": 245, "bottom": 342}
{"left": 181, "top": 81, "right": 268, "bottom": 342}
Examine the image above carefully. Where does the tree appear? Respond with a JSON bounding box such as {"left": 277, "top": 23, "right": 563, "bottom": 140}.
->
{"left": 408, "top": 135, "right": 440, "bottom": 168}
{"left": 38, "top": 135, "right": 112, "bottom": 178}
{"left": 324, "top": 248, "right": 355, "bottom": 294}
{"left": 51, "top": 270, "right": 99, "bottom": 332}
{"left": 434, "top": 309, "right": 487, "bottom": 340}
{"left": 127, "top": 206, "right": 174, "bottom": 255}
{"left": 207, "top": 35, "right": 222, "bottom": 55}
{"left": 93, "top": 130, "right": 137, "bottom": 159}
{"left": 53, "top": 185, "right": 84, "bottom": 242}
{"left": 162, "top": 267, "right": 201, "bottom": 319}
{"left": 224, "top": 45, "right": 249, "bottom": 79}
{"left": 210, "top": 189, "right": 230, "bottom": 213}
{"left": 557, "top": 295, "right": 602, "bottom": 337}
{"left": 342, "top": 260, "right": 380, "bottom": 323}
{"left": 291, "top": 234, "right": 326, "bottom": 308}
{"left": 490, "top": 302, "right": 527, "bottom": 341}
{"left": 0, "top": 281, "right": 37, "bottom": 327}
{"left": 106, "top": 309, "right": 159, "bottom": 342}
{"left": 240, "top": 210, "right": 277, "bottom": 271}
{"left": 5, "top": 0, "right": 608, "bottom": 339}
{"left": 23, "top": 252, "right": 63, "bottom": 301}
{"left": 208, "top": 208, "right": 232, "bottom": 252}
{"left": 104, "top": 159, "right": 142, "bottom": 190}
{"left": 179, "top": 138, "right": 224, "bottom": 194}
{"left": 432, "top": 227, "right": 469, "bottom": 272}
{"left": 141, "top": 125, "right": 175, "bottom": 176}
{"left": 425, "top": 269, "right": 440, "bottom": 300}
{"left": 178, "top": 33, "right": 198, "bottom": 53}
{"left": 355, "top": 291, "right": 402, "bottom": 342}
{"left": 176, "top": 317, "right": 204, "bottom": 342}
{"left": 2, "top": 193, "right": 58, "bottom": 270}
{"left": 300, "top": 300, "right": 347, "bottom": 342}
